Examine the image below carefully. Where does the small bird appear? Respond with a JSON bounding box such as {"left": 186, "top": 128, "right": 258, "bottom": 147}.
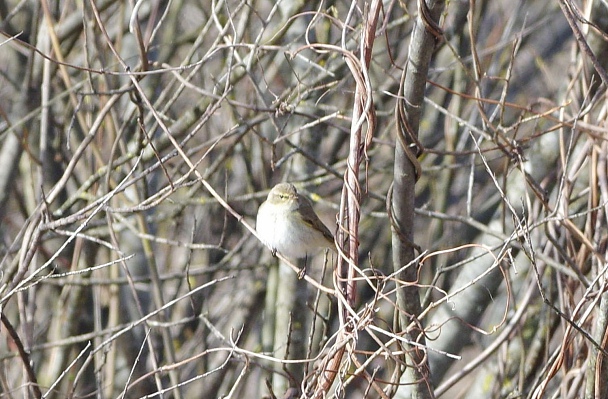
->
{"left": 256, "top": 183, "right": 335, "bottom": 259}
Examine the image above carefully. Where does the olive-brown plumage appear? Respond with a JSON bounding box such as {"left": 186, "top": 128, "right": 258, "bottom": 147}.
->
{"left": 256, "top": 183, "right": 334, "bottom": 258}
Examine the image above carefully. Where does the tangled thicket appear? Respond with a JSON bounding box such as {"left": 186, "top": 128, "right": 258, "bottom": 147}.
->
{"left": 1, "top": 0, "right": 607, "bottom": 398}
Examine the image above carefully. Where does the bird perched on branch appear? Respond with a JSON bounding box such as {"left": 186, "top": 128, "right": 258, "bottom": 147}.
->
{"left": 256, "top": 183, "right": 335, "bottom": 259}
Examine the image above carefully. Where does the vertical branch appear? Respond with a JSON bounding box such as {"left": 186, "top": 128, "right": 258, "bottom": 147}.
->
{"left": 1, "top": 314, "right": 42, "bottom": 398}
{"left": 311, "top": 1, "right": 380, "bottom": 397}
{"left": 391, "top": 0, "right": 444, "bottom": 397}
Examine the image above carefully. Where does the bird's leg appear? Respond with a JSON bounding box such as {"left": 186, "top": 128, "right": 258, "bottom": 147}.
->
{"left": 297, "top": 255, "right": 308, "bottom": 279}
